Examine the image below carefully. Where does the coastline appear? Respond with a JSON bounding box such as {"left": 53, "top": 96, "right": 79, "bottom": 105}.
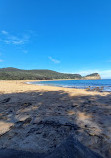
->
{"left": 0, "top": 80, "right": 111, "bottom": 158}
{"left": 25, "top": 79, "right": 111, "bottom": 92}
{"left": 0, "top": 80, "right": 108, "bottom": 95}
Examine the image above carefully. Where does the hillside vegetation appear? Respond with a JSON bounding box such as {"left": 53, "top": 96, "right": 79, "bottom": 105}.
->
{"left": 0, "top": 67, "right": 101, "bottom": 80}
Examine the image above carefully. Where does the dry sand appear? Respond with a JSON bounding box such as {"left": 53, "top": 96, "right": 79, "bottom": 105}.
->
{"left": 0, "top": 80, "right": 111, "bottom": 158}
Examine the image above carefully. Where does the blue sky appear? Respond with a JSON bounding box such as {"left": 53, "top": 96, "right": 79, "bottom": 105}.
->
{"left": 0, "top": 0, "right": 111, "bottom": 78}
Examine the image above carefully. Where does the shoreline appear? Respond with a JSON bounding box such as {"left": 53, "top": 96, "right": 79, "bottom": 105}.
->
{"left": 25, "top": 80, "right": 111, "bottom": 92}
{"left": 0, "top": 80, "right": 110, "bottom": 94}
{"left": 0, "top": 80, "right": 111, "bottom": 158}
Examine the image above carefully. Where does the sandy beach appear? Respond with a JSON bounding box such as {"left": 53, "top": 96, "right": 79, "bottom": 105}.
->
{"left": 0, "top": 80, "right": 111, "bottom": 158}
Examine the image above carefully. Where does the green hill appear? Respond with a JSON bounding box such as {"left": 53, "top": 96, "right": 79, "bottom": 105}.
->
{"left": 0, "top": 67, "right": 82, "bottom": 80}
{"left": 0, "top": 67, "right": 100, "bottom": 80}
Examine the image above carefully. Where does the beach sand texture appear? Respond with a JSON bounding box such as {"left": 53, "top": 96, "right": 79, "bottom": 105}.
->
{"left": 0, "top": 80, "right": 111, "bottom": 158}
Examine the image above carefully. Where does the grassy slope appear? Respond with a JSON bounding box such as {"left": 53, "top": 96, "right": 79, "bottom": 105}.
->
{"left": 0, "top": 67, "right": 82, "bottom": 80}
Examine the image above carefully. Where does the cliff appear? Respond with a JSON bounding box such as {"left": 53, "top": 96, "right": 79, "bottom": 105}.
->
{"left": 84, "top": 73, "right": 101, "bottom": 80}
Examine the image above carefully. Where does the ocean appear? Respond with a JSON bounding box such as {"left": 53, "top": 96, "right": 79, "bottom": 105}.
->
{"left": 29, "top": 79, "right": 111, "bottom": 92}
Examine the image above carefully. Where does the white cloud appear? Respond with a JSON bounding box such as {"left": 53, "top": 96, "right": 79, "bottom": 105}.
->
{"left": 77, "top": 69, "right": 111, "bottom": 79}
{"left": 0, "top": 59, "right": 3, "bottom": 62}
{"left": 48, "top": 56, "right": 60, "bottom": 64}
{"left": 1, "top": 30, "right": 8, "bottom": 35}
{"left": 23, "top": 50, "right": 28, "bottom": 54}
{"left": 1, "top": 30, "right": 30, "bottom": 45}
{"left": 12, "top": 40, "right": 25, "bottom": 45}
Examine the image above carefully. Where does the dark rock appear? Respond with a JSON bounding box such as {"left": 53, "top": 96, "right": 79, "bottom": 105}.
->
{"left": 14, "top": 121, "right": 24, "bottom": 128}
{"left": 0, "top": 136, "right": 103, "bottom": 158}
{"left": 27, "top": 128, "right": 37, "bottom": 134}
{"left": 0, "top": 149, "right": 46, "bottom": 158}
{"left": 23, "top": 117, "right": 32, "bottom": 124}
{"left": 0, "top": 98, "right": 11, "bottom": 104}
{"left": 46, "top": 135, "right": 103, "bottom": 158}
{"left": 38, "top": 120, "right": 80, "bottom": 130}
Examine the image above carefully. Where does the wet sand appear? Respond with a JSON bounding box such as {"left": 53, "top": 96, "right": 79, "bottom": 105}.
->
{"left": 0, "top": 80, "right": 111, "bottom": 158}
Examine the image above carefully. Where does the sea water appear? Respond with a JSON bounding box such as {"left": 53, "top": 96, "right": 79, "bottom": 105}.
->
{"left": 29, "top": 79, "right": 111, "bottom": 92}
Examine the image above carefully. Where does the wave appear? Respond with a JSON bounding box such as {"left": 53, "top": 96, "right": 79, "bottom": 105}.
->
{"left": 27, "top": 80, "right": 111, "bottom": 92}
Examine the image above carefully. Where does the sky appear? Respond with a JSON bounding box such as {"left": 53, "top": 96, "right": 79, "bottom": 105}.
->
{"left": 0, "top": 0, "right": 111, "bottom": 78}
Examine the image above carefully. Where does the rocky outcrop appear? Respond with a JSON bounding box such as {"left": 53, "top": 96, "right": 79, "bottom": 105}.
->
{"left": 0, "top": 136, "right": 103, "bottom": 158}
{"left": 84, "top": 73, "right": 101, "bottom": 80}
{"left": 0, "top": 91, "right": 110, "bottom": 158}
{"left": 46, "top": 136, "right": 103, "bottom": 158}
